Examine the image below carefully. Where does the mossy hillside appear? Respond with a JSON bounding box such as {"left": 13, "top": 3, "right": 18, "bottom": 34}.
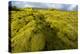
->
{"left": 9, "top": 8, "right": 78, "bottom": 53}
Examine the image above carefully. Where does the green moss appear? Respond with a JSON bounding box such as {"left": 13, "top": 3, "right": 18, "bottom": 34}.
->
{"left": 9, "top": 8, "right": 78, "bottom": 53}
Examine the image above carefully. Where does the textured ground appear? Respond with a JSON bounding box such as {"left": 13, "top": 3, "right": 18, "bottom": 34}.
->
{"left": 9, "top": 8, "right": 78, "bottom": 53}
